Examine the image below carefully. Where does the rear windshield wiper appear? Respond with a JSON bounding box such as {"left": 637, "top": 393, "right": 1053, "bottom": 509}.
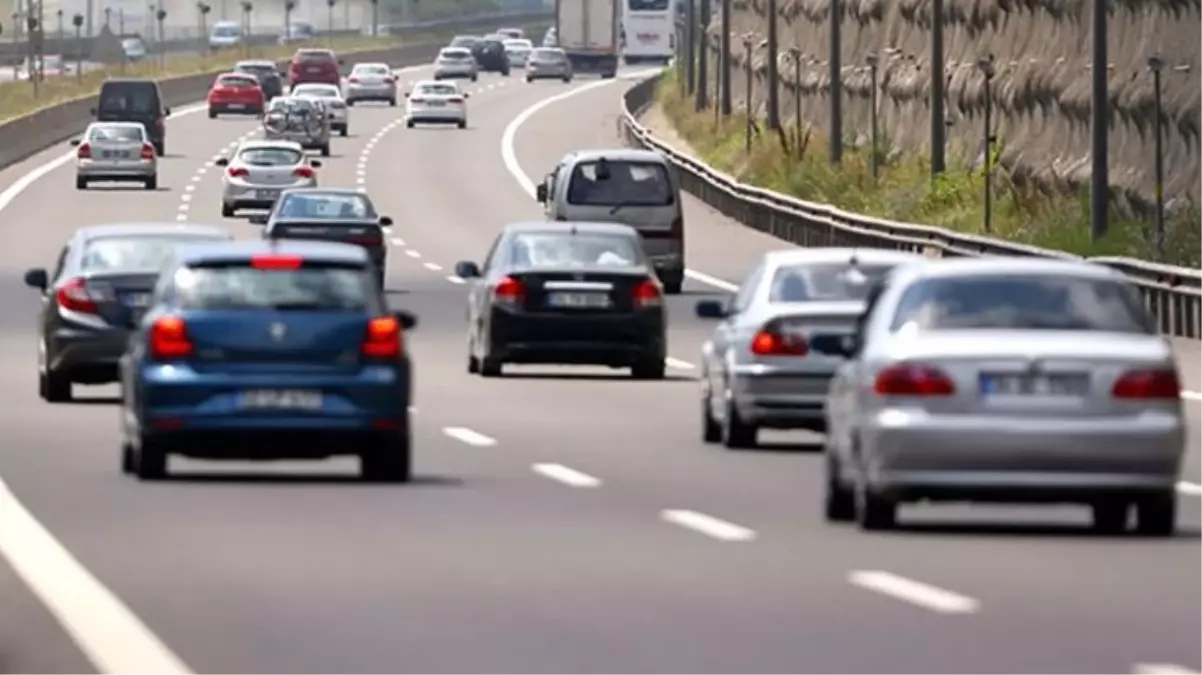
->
{"left": 268, "top": 301, "right": 336, "bottom": 311}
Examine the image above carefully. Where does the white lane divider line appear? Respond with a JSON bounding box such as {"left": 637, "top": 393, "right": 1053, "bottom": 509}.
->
{"left": 405, "top": 249, "right": 421, "bottom": 258}
{"left": 1182, "top": 390, "right": 1201, "bottom": 401}
{"left": 443, "top": 427, "right": 497, "bottom": 447}
{"left": 1176, "top": 481, "right": 1202, "bottom": 497}
{"left": 423, "top": 262, "right": 442, "bottom": 272}
{"left": 848, "top": 570, "right": 981, "bottom": 614}
{"left": 446, "top": 275, "right": 465, "bottom": 284}
{"left": 1134, "top": 664, "right": 1200, "bottom": 674}
{"left": 533, "top": 463, "right": 602, "bottom": 488}
{"left": 665, "top": 356, "right": 694, "bottom": 370}
{"left": 660, "top": 509, "right": 757, "bottom": 542}
{"left": 390, "top": 237, "right": 405, "bottom": 246}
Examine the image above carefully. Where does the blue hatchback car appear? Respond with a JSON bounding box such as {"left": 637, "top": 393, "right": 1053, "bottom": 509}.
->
{"left": 118, "top": 240, "right": 417, "bottom": 482}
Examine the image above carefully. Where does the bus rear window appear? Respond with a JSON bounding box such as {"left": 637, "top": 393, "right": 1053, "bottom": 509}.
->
{"left": 566, "top": 160, "right": 674, "bottom": 207}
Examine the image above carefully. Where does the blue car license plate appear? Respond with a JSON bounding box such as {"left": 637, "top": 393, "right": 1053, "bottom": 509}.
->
{"left": 238, "top": 389, "right": 323, "bottom": 409}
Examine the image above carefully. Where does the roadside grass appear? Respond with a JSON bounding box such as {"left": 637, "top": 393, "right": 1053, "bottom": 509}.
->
{"left": 657, "top": 70, "right": 1201, "bottom": 268}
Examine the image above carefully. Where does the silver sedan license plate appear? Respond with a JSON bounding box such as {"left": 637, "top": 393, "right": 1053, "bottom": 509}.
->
{"left": 980, "top": 373, "right": 1086, "bottom": 396}
{"left": 238, "top": 389, "right": 323, "bottom": 409}
{"left": 255, "top": 188, "right": 279, "bottom": 200}
{"left": 547, "top": 292, "right": 610, "bottom": 309}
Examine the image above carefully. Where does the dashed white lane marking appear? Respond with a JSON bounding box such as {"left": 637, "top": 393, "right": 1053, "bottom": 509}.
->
{"left": 1176, "top": 481, "right": 1202, "bottom": 497}
{"left": 665, "top": 356, "right": 694, "bottom": 370}
{"left": 848, "top": 570, "right": 981, "bottom": 614}
{"left": 390, "top": 237, "right": 405, "bottom": 246}
{"left": 405, "top": 249, "right": 421, "bottom": 258}
{"left": 1133, "top": 664, "right": 1201, "bottom": 674}
{"left": 446, "top": 275, "right": 465, "bottom": 284}
{"left": 442, "top": 426, "right": 497, "bottom": 447}
{"left": 660, "top": 509, "right": 757, "bottom": 542}
{"left": 1182, "top": 390, "right": 1201, "bottom": 401}
{"left": 423, "top": 262, "right": 442, "bottom": 271}
{"left": 533, "top": 463, "right": 602, "bottom": 488}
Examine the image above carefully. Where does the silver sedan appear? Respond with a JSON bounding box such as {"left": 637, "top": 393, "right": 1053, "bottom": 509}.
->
{"left": 72, "top": 121, "right": 158, "bottom": 190}
{"left": 216, "top": 140, "right": 321, "bottom": 217}
{"left": 433, "top": 47, "right": 479, "bottom": 81}
{"left": 817, "top": 257, "right": 1185, "bottom": 535}
{"left": 345, "top": 62, "right": 398, "bottom": 105}
{"left": 525, "top": 47, "right": 572, "bottom": 82}
{"left": 696, "top": 248, "right": 922, "bottom": 448}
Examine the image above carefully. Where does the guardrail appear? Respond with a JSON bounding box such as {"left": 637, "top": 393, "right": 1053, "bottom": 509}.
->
{"left": 0, "top": 10, "right": 551, "bottom": 171}
{"left": 617, "top": 74, "right": 1202, "bottom": 340}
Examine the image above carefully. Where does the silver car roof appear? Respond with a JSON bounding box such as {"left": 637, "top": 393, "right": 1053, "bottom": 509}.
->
{"left": 897, "top": 256, "right": 1129, "bottom": 282}
{"left": 234, "top": 139, "right": 305, "bottom": 151}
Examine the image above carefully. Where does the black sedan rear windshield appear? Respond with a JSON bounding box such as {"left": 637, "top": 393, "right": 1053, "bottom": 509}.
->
{"left": 510, "top": 233, "right": 643, "bottom": 268}
{"left": 889, "top": 274, "right": 1154, "bottom": 333}
{"left": 175, "top": 266, "right": 368, "bottom": 310}
{"left": 81, "top": 236, "right": 220, "bottom": 272}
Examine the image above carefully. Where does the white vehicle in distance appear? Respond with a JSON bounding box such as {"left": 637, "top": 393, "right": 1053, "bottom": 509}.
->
{"left": 404, "top": 80, "right": 470, "bottom": 129}
{"left": 208, "top": 21, "right": 242, "bottom": 50}
{"left": 504, "top": 38, "right": 534, "bottom": 68}
{"left": 291, "top": 82, "right": 349, "bottom": 136}
{"left": 345, "top": 62, "right": 398, "bottom": 106}
{"left": 215, "top": 140, "right": 321, "bottom": 217}
{"left": 526, "top": 47, "right": 573, "bottom": 82}
{"left": 71, "top": 121, "right": 158, "bottom": 190}
{"left": 433, "top": 47, "right": 479, "bottom": 81}
{"left": 542, "top": 26, "right": 557, "bottom": 47}
{"left": 496, "top": 27, "right": 524, "bottom": 39}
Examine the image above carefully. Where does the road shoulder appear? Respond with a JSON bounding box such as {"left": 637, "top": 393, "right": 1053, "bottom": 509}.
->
{"left": 0, "top": 556, "right": 95, "bottom": 674}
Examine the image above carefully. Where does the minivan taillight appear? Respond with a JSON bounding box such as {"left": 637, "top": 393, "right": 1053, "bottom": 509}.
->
{"left": 1112, "top": 369, "right": 1180, "bottom": 399}
{"left": 150, "top": 316, "right": 193, "bottom": 359}
{"left": 874, "top": 364, "right": 956, "bottom": 396}
{"left": 362, "top": 316, "right": 401, "bottom": 358}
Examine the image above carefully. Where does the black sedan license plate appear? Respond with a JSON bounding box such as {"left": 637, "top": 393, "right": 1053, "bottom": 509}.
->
{"left": 238, "top": 389, "right": 323, "bottom": 409}
{"left": 546, "top": 292, "right": 610, "bottom": 309}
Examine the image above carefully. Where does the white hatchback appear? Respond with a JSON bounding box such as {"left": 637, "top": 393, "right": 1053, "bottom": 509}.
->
{"left": 404, "top": 80, "right": 470, "bottom": 129}
{"left": 291, "top": 82, "right": 349, "bottom": 136}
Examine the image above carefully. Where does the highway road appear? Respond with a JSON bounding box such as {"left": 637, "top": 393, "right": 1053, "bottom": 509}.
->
{"left": 0, "top": 62, "right": 1198, "bottom": 674}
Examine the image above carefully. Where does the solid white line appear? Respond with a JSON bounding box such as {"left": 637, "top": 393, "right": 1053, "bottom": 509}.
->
{"left": 176, "top": 214, "right": 188, "bottom": 221}
{"left": 1176, "top": 481, "right": 1202, "bottom": 497}
{"left": 848, "top": 570, "right": 980, "bottom": 614}
{"left": 665, "top": 356, "right": 694, "bottom": 369}
{"left": 1133, "top": 664, "right": 1200, "bottom": 674}
{"left": 532, "top": 463, "right": 602, "bottom": 488}
{"left": 423, "top": 262, "right": 442, "bottom": 271}
{"left": 1182, "top": 390, "right": 1201, "bottom": 401}
{"left": 405, "top": 249, "right": 421, "bottom": 258}
{"left": 0, "top": 478, "right": 193, "bottom": 674}
{"left": 442, "top": 426, "right": 497, "bottom": 447}
{"left": 446, "top": 275, "right": 465, "bottom": 284}
{"left": 660, "top": 509, "right": 756, "bottom": 541}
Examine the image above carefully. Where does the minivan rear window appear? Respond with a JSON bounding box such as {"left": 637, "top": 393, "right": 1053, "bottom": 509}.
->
{"left": 88, "top": 124, "right": 145, "bottom": 142}
{"left": 566, "top": 160, "right": 673, "bottom": 207}
{"left": 219, "top": 75, "right": 257, "bottom": 87}
{"left": 98, "top": 83, "right": 159, "bottom": 114}
{"left": 175, "top": 265, "right": 369, "bottom": 310}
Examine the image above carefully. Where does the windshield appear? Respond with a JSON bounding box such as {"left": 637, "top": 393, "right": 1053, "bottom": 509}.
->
{"left": 510, "top": 233, "right": 643, "bottom": 268}
{"left": 211, "top": 24, "right": 239, "bottom": 37}
{"left": 121, "top": 38, "right": 144, "bottom": 49}
{"left": 890, "top": 274, "right": 1153, "bottom": 333}
{"left": 219, "top": 75, "right": 257, "bottom": 87}
{"left": 353, "top": 65, "right": 390, "bottom": 75}
{"left": 769, "top": 263, "right": 895, "bottom": 302}
{"left": 531, "top": 49, "right": 564, "bottom": 61}
{"left": 88, "top": 124, "right": 145, "bottom": 142}
{"left": 269, "top": 98, "right": 315, "bottom": 112}
{"left": 505, "top": 39, "right": 533, "bottom": 49}
{"left": 276, "top": 193, "right": 375, "bottom": 219}
{"left": 628, "top": 0, "right": 671, "bottom": 9}
{"left": 449, "top": 36, "right": 478, "bottom": 48}
{"left": 239, "top": 147, "right": 303, "bottom": 166}
{"left": 237, "top": 63, "right": 275, "bottom": 75}
{"left": 417, "top": 83, "right": 458, "bottom": 96}
{"left": 175, "top": 266, "right": 369, "bottom": 310}
{"left": 567, "top": 160, "right": 674, "bottom": 207}
{"left": 98, "top": 86, "right": 158, "bottom": 114}
{"left": 81, "top": 236, "right": 217, "bottom": 273}
{"left": 293, "top": 85, "right": 339, "bottom": 97}
{"left": 440, "top": 49, "right": 471, "bottom": 59}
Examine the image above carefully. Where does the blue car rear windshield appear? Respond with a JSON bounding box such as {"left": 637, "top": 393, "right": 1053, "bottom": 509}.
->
{"left": 174, "top": 266, "right": 369, "bottom": 310}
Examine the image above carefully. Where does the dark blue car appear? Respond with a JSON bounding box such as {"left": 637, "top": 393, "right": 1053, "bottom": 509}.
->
{"left": 118, "top": 239, "right": 417, "bottom": 482}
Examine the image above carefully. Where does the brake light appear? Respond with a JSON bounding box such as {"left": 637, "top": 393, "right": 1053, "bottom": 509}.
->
{"left": 633, "top": 279, "right": 661, "bottom": 308}
{"left": 409, "top": 97, "right": 426, "bottom": 104}
{"left": 227, "top": 166, "right": 249, "bottom": 177}
{"left": 250, "top": 255, "right": 303, "bottom": 269}
{"left": 493, "top": 276, "right": 524, "bottom": 307}
{"left": 293, "top": 166, "right": 314, "bottom": 178}
{"left": 140, "top": 143, "right": 154, "bottom": 160}
{"left": 383, "top": 76, "right": 395, "bottom": 83}
{"left": 362, "top": 316, "right": 401, "bottom": 358}
{"left": 56, "top": 277, "right": 100, "bottom": 314}
{"left": 348, "top": 76, "right": 360, "bottom": 83}
{"left": 874, "top": 364, "right": 956, "bottom": 396}
{"left": 448, "top": 96, "right": 464, "bottom": 104}
{"left": 348, "top": 235, "right": 382, "bottom": 247}
{"left": 76, "top": 142, "right": 91, "bottom": 159}
{"left": 750, "top": 327, "right": 807, "bottom": 356}
{"left": 150, "top": 316, "right": 193, "bottom": 359}
{"left": 1112, "top": 369, "right": 1180, "bottom": 399}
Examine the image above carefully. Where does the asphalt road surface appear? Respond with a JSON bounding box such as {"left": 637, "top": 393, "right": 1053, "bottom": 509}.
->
{"left": 0, "top": 63, "right": 1198, "bottom": 674}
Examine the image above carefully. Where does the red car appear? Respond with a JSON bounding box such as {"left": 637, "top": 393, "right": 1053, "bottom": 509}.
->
{"left": 207, "top": 72, "right": 265, "bottom": 118}
{"left": 289, "top": 49, "right": 342, "bottom": 87}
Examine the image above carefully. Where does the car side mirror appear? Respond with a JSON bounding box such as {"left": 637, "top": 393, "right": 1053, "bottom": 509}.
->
{"left": 248, "top": 214, "right": 269, "bottom": 225}
{"left": 379, "top": 216, "right": 393, "bottom": 226}
{"left": 403, "top": 91, "right": 410, "bottom": 97}
{"left": 23, "top": 268, "right": 48, "bottom": 291}
{"left": 214, "top": 157, "right": 229, "bottom": 166}
{"left": 310, "top": 160, "right": 322, "bottom": 168}
{"left": 694, "top": 299, "right": 727, "bottom": 319}
{"left": 328, "top": 112, "right": 336, "bottom": 120}
{"left": 393, "top": 310, "right": 418, "bottom": 330}
{"left": 810, "top": 333, "right": 854, "bottom": 358}
{"left": 69, "top": 138, "right": 81, "bottom": 146}
{"left": 454, "top": 261, "right": 480, "bottom": 279}
{"left": 463, "top": 92, "right": 470, "bottom": 98}
{"left": 535, "top": 183, "right": 548, "bottom": 203}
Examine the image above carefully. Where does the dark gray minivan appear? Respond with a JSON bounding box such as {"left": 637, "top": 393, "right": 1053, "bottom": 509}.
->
{"left": 91, "top": 79, "right": 171, "bottom": 156}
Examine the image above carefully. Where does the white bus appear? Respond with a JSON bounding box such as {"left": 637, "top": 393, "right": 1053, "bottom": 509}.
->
{"left": 620, "top": 0, "right": 674, "bottom": 65}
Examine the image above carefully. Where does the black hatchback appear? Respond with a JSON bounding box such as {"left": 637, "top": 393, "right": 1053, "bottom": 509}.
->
{"left": 91, "top": 79, "right": 170, "bottom": 156}
{"left": 471, "top": 35, "right": 511, "bottom": 75}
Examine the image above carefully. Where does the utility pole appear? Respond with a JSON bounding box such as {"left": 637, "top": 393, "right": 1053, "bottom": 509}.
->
{"left": 765, "top": 0, "right": 778, "bottom": 129}
{"left": 719, "top": 0, "right": 730, "bottom": 115}
{"left": 929, "top": 0, "right": 945, "bottom": 175}
{"left": 1089, "top": 0, "right": 1109, "bottom": 240}
{"left": 827, "top": 0, "right": 842, "bottom": 163}
{"left": 694, "top": 0, "right": 708, "bottom": 109}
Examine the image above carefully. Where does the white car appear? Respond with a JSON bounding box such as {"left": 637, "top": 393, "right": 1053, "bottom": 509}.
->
{"left": 433, "top": 47, "right": 479, "bottom": 81}
{"left": 291, "top": 82, "right": 349, "bottom": 136}
{"left": 404, "top": 80, "right": 469, "bottom": 129}
{"left": 504, "top": 38, "right": 534, "bottom": 68}
{"left": 216, "top": 140, "right": 321, "bottom": 217}
{"left": 345, "top": 62, "right": 398, "bottom": 105}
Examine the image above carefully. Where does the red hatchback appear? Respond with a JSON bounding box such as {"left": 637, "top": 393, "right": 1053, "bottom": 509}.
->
{"left": 289, "top": 49, "right": 342, "bottom": 87}
{"left": 207, "top": 73, "right": 265, "bottom": 117}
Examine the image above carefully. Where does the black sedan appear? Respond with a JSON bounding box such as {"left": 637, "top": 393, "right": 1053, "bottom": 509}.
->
{"left": 455, "top": 221, "right": 667, "bottom": 379}
{"left": 22, "top": 223, "right": 233, "bottom": 402}
{"left": 471, "top": 35, "right": 511, "bottom": 75}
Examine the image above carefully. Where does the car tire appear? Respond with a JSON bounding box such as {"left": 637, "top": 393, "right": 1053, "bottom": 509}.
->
{"left": 320, "top": 144, "right": 330, "bottom": 157}
{"left": 701, "top": 393, "right": 721, "bottom": 443}
{"left": 631, "top": 355, "right": 665, "bottom": 380}
{"left": 457, "top": 119, "right": 467, "bottom": 129}
{"left": 563, "top": 76, "right": 572, "bottom": 83}
{"left": 360, "top": 431, "right": 412, "bottom": 483}
{"left": 479, "top": 349, "right": 503, "bottom": 377}
{"left": 154, "top": 141, "right": 165, "bottom": 156}
{"left": 339, "top": 126, "right": 348, "bottom": 137}
{"left": 134, "top": 436, "right": 168, "bottom": 480}
{"left": 120, "top": 441, "right": 135, "bottom": 474}
{"left": 855, "top": 481, "right": 896, "bottom": 531}
{"left": 526, "top": 76, "right": 533, "bottom": 82}
{"left": 75, "top": 176, "right": 87, "bottom": 190}
{"left": 662, "top": 277, "right": 683, "bottom": 294}
{"left": 39, "top": 368, "right": 71, "bottom": 402}
{"left": 1090, "top": 501, "right": 1130, "bottom": 534}
{"left": 824, "top": 454, "right": 856, "bottom": 522}
{"left": 346, "top": 99, "right": 355, "bottom": 107}
{"left": 389, "top": 98, "right": 397, "bottom": 107}
{"left": 471, "top": 74, "right": 478, "bottom": 82}
{"left": 467, "top": 349, "right": 480, "bottom": 373}
{"left": 722, "top": 397, "right": 757, "bottom": 449}
{"left": 221, "top": 203, "right": 236, "bottom": 217}
{"left": 144, "top": 175, "right": 158, "bottom": 190}
{"left": 208, "top": 108, "right": 218, "bottom": 119}
{"left": 1135, "top": 493, "right": 1176, "bottom": 536}
{"left": 406, "top": 119, "right": 415, "bottom": 128}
